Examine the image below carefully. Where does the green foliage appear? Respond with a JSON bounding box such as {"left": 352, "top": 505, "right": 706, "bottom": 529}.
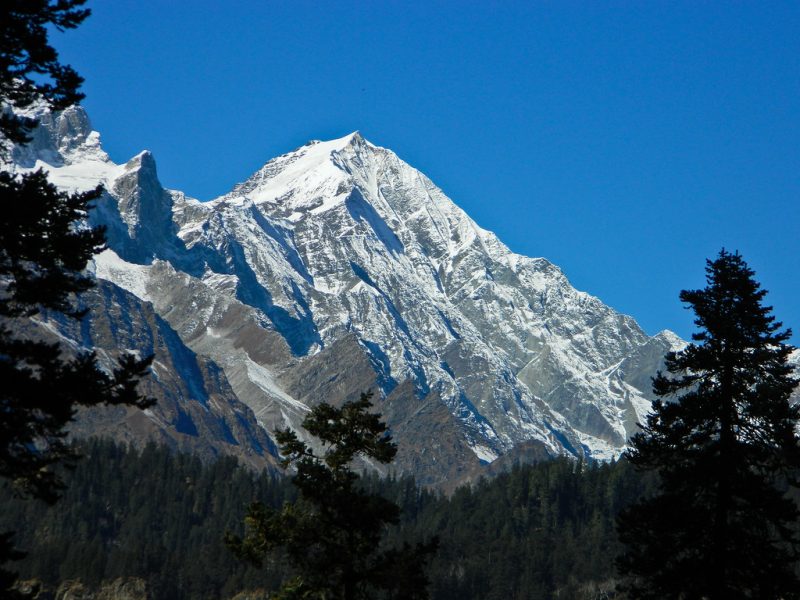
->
{"left": 227, "top": 392, "right": 437, "bottom": 600}
{"left": 0, "top": 0, "right": 89, "bottom": 147}
{"left": 0, "top": 439, "right": 656, "bottom": 599}
{"left": 0, "top": 170, "right": 104, "bottom": 319}
{"left": 618, "top": 249, "right": 800, "bottom": 599}
{"left": 400, "top": 457, "right": 655, "bottom": 600}
{"left": 0, "top": 3, "right": 153, "bottom": 592}
{"left": 0, "top": 169, "right": 154, "bottom": 503}
{"left": 0, "top": 439, "right": 293, "bottom": 599}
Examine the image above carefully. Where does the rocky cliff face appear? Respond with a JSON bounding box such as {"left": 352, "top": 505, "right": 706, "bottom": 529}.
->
{"left": 25, "top": 278, "right": 279, "bottom": 473}
{"left": 8, "top": 106, "right": 688, "bottom": 485}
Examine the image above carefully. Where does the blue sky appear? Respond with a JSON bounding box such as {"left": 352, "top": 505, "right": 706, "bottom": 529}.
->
{"left": 55, "top": 1, "right": 799, "bottom": 343}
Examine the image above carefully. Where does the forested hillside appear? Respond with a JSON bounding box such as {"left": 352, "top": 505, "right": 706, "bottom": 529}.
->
{"left": 0, "top": 440, "right": 656, "bottom": 599}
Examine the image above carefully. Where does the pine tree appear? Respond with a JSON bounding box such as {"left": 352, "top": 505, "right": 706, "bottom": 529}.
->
{"left": 1, "top": 2, "right": 154, "bottom": 594}
{"left": 0, "top": 1, "right": 89, "bottom": 147}
{"left": 227, "top": 392, "right": 437, "bottom": 600}
{"left": 617, "top": 249, "right": 800, "bottom": 599}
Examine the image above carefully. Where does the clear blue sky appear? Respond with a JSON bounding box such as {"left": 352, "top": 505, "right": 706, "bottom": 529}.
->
{"left": 55, "top": 1, "right": 799, "bottom": 344}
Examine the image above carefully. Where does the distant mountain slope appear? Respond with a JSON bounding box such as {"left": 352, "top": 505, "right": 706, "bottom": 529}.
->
{"left": 21, "top": 279, "right": 279, "bottom": 472}
{"left": 7, "top": 105, "right": 687, "bottom": 485}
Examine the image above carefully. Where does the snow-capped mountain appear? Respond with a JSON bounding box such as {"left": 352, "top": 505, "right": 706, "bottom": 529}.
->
{"left": 8, "top": 106, "right": 686, "bottom": 485}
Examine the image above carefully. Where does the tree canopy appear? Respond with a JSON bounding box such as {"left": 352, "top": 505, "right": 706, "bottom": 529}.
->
{"left": 0, "top": 2, "right": 154, "bottom": 594}
{"left": 0, "top": 0, "right": 89, "bottom": 147}
{"left": 0, "top": 438, "right": 657, "bottom": 599}
{"left": 227, "top": 392, "right": 437, "bottom": 600}
{"left": 617, "top": 249, "right": 800, "bottom": 599}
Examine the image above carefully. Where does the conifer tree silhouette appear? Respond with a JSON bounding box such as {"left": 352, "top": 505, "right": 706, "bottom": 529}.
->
{"left": 1, "top": 2, "right": 154, "bottom": 594}
{"left": 618, "top": 250, "right": 800, "bottom": 599}
{"left": 227, "top": 392, "right": 437, "bottom": 600}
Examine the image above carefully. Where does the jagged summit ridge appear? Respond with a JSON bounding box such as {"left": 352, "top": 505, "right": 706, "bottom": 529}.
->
{"left": 10, "top": 105, "right": 686, "bottom": 482}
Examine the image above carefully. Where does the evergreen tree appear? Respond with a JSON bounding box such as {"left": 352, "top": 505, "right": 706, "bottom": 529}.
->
{"left": 617, "top": 249, "right": 800, "bottom": 599}
{"left": 0, "top": 2, "right": 154, "bottom": 594}
{"left": 0, "top": 438, "right": 653, "bottom": 599}
{"left": 0, "top": 171, "right": 154, "bottom": 501}
{"left": 0, "top": 1, "right": 89, "bottom": 147}
{"left": 227, "top": 392, "right": 437, "bottom": 600}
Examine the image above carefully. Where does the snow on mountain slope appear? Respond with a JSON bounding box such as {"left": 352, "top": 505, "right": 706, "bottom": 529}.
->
{"left": 194, "top": 129, "right": 683, "bottom": 459}
{"left": 9, "top": 106, "right": 687, "bottom": 482}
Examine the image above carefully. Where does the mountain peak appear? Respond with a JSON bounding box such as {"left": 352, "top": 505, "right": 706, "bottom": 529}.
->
{"left": 124, "top": 150, "right": 155, "bottom": 170}
{"left": 220, "top": 131, "right": 379, "bottom": 209}
{"left": 308, "top": 130, "right": 363, "bottom": 150}
{"left": 7, "top": 103, "right": 108, "bottom": 169}
{"left": 13, "top": 106, "right": 693, "bottom": 469}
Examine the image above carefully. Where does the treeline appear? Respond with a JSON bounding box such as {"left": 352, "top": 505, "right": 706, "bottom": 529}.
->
{"left": 398, "top": 459, "right": 656, "bottom": 599}
{"left": 0, "top": 439, "right": 656, "bottom": 599}
{"left": 0, "top": 441, "right": 291, "bottom": 598}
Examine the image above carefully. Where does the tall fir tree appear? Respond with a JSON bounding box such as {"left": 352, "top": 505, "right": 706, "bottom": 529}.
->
{"left": 1, "top": 2, "right": 154, "bottom": 594}
{"left": 227, "top": 392, "right": 437, "bottom": 600}
{"left": 617, "top": 249, "right": 800, "bottom": 599}
{"left": 0, "top": 1, "right": 89, "bottom": 147}
{"left": 0, "top": 170, "right": 154, "bottom": 502}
